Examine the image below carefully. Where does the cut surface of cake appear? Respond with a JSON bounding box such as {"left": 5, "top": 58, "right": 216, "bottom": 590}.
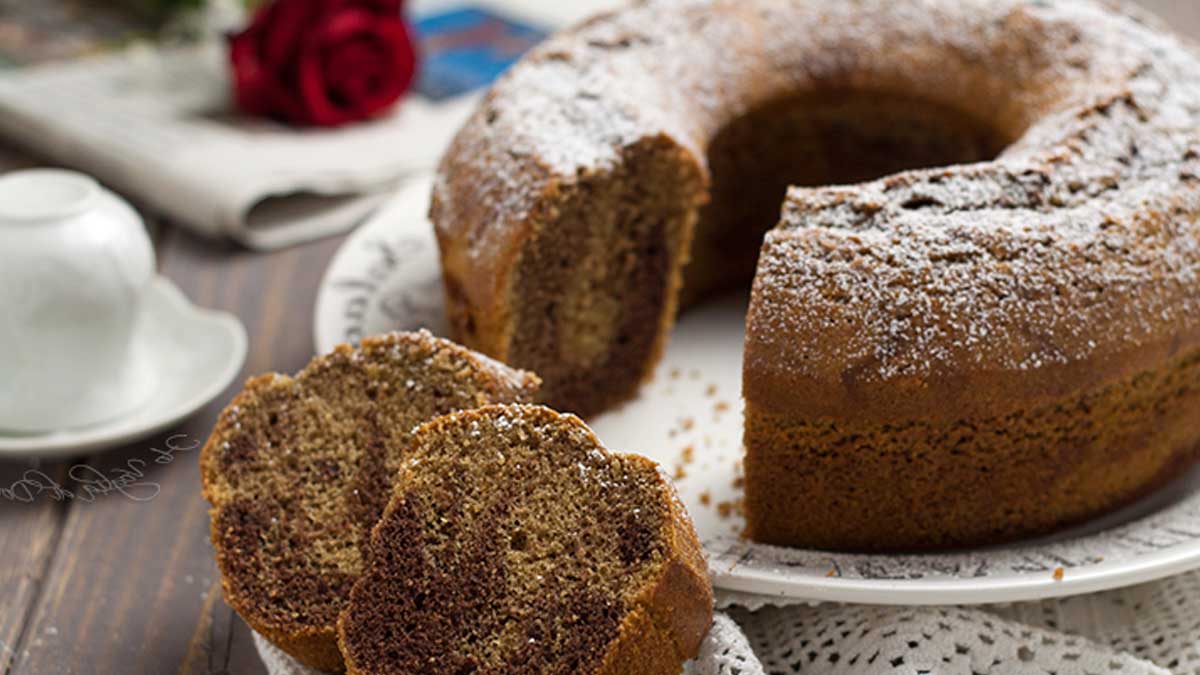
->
{"left": 338, "top": 404, "right": 713, "bottom": 675}
{"left": 432, "top": 0, "right": 1200, "bottom": 550}
{"left": 200, "top": 331, "right": 539, "bottom": 670}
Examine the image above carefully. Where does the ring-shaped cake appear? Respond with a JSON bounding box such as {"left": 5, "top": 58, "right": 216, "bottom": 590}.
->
{"left": 433, "top": 0, "right": 1200, "bottom": 550}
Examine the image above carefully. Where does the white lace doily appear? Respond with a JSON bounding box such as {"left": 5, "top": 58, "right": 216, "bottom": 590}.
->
{"left": 255, "top": 570, "right": 1200, "bottom": 675}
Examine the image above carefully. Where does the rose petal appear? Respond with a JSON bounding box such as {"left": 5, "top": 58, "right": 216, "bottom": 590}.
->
{"left": 369, "top": 18, "right": 418, "bottom": 107}
{"left": 299, "top": 9, "right": 374, "bottom": 124}
{"left": 261, "top": 0, "right": 321, "bottom": 66}
{"left": 339, "top": 18, "right": 416, "bottom": 116}
{"left": 357, "top": 0, "right": 404, "bottom": 16}
{"left": 290, "top": 6, "right": 418, "bottom": 126}
{"left": 230, "top": 29, "right": 279, "bottom": 116}
{"left": 298, "top": 42, "right": 352, "bottom": 125}
{"left": 317, "top": 7, "right": 379, "bottom": 42}
{"left": 324, "top": 40, "right": 382, "bottom": 100}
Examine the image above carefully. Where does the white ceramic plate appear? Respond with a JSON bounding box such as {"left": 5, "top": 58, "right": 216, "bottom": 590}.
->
{"left": 314, "top": 174, "right": 1200, "bottom": 605}
{"left": 0, "top": 276, "right": 247, "bottom": 458}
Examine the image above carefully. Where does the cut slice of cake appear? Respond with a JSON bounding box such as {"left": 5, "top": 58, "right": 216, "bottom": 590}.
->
{"left": 338, "top": 404, "right": 713, "bottom": 675}
{"left": 200, "top": 331, "right": 540, "bottom": 671}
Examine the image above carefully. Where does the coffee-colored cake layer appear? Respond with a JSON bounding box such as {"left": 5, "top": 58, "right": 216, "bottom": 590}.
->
{"left": 501, "top": 137, "right": 704, "bottom": 416}
{"left": 200, "top": 331, "right": 539, "bottom": 671}
{"left": 338, "top": 405, "right": 713, "bottom": 675}
{"left": 434, "top": 0, "right": 1200, "bottom": 549}
{"left": 747, "top": 348, "right": 1200, "bottom": 551}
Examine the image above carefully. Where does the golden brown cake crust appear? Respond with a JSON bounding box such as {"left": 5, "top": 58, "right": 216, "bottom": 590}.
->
{"left": 336, "top": 405, "right": 712, "bottom": 675}
{"left": 201, "top": 331, "right": 539, "bottom": 671}
{"left": 597, "top": 457, "right": 713, "bottom": 674}
{"left": 433, "top": 0, "right": 1200, "bottom": 549}
{"left": 745, "top": 349, "right": 1200, "bottom": 550}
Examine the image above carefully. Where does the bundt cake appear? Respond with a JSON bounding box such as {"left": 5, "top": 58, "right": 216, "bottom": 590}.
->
{"left": 200, "top": 331, "right": 539, "bottom": 670}
{"left": 432, "top": 0, "right": 1200, "bottom": 550}
{"left": 337, "top": 404, "right": 713, "bottom": 675}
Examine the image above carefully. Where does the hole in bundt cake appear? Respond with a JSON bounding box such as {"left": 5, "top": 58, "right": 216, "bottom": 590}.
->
{"left": 684, "top": 90, "right": 1012, "bottom": 301}
{"left": 505, "top": 89, "right": 1011, "bottom": 417}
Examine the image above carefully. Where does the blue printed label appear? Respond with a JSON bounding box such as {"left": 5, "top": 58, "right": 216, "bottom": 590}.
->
{"left": 414, "top": 7, "right": 548, "bottom": 101}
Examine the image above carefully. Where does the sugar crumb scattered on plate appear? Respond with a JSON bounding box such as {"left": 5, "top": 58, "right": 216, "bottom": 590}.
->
{"left": 717, "top": 499, "right": 744, "bottom": 520}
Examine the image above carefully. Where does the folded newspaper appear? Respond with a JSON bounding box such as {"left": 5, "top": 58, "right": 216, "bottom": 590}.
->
{"left": 0, "top": 0, "right": 619, "bottom": 249}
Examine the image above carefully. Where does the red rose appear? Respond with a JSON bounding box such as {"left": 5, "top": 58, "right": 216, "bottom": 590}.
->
{"left": 229, "top": 0, "right": 417, "bottom": 127}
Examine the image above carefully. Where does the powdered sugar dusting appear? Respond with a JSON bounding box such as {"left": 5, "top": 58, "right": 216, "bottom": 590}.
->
{"left": 435, "top": 0, "right": 1200, "bottom": 390}
{"left": 751, "top": 0, "right": 1200, "bottom": 384}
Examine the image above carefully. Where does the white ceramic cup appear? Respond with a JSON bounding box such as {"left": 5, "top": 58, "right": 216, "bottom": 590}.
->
{"left": 0, "top": 169, "right": 157, "bottom": 433}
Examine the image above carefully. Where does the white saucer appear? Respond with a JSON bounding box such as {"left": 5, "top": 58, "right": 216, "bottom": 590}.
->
{"left": 0, "top": 276, "right": 247, "bottom": 459}
{"left": 314, "top": 174, "right": 1200, "bottom": 605}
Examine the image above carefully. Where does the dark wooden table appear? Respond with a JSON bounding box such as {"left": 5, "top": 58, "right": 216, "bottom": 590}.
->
{"left": 1, "top": 1, "right": 1198, "bottom": 672}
